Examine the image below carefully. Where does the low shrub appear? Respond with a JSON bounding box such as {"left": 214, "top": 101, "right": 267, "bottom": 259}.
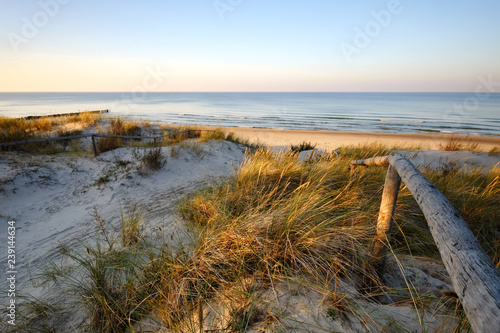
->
{"left": 97, "top": 137, "right": 123, "bottom": 153}
{"left": 290, "top": 141, "right": 316, "bottom": 152}
{"left": 139, "top": 147, "right": 166, "bottom": 171}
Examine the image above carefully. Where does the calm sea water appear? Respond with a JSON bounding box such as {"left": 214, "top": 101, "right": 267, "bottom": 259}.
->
{"left": 0, "top": 92, "right": 499, "bottom": 136}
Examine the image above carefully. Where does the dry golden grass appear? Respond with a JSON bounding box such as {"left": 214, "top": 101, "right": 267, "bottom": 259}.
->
{"left": 199, "top": 127, "right": 226, "bottom": 142}
{"left": 0, "top": 112, "right": 103, "bottom": 146}
{"left": 438, "top": 135, "right": 479, "bottom": 151}
{"left": 96, "top": 117, "right": 142, "bottom": 153}
{"left": 489, "top": 146, "right": 500, "bottom": 156}
{"left": 12, "top": 142, "right": 499, "bottom": 332}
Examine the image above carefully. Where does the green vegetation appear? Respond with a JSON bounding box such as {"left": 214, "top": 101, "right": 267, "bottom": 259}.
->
{"left": 139, "top": 147, "right": 166, "bottom": 171}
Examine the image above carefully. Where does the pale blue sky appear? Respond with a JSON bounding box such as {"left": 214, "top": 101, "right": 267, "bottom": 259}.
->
{"left": 1, "top": 0, "right": 499, "bottom": 91}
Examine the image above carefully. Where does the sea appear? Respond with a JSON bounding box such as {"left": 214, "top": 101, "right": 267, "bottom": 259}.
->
{"left": 0, "top": 92, "right": 499, "bottom": 136}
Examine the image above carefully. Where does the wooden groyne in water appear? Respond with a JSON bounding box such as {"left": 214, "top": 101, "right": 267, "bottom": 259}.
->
{"left": 20, "top": 109, "right": 109, "bottom": 120}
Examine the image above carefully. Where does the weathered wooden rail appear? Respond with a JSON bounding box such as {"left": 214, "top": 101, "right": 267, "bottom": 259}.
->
{"left": 0, "top": 129, "right": 205, "bottom": 156}
{"left": 351, "top": 154, "right": 500, "bottom": 333}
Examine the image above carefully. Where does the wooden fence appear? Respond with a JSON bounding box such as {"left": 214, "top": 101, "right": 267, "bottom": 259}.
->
{"left": 351, "top": 154, "right": 500, "bottom": 333}
{"left": 0, "top": 129, "right": 200, "bottom": 156}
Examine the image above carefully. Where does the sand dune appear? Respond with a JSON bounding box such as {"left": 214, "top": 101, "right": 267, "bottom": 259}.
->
{"left": 1, "top": 130, "right": 498, "bottom": 331}
{"left": 0, "top": 140, "right": 246, "bottom": 328}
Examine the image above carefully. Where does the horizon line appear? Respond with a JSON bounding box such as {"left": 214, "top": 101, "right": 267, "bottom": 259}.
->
{"left": 1, "top": 91, "right": 498, "bottom": 94}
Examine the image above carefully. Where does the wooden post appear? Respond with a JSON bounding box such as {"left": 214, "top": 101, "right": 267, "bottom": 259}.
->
{"left": 372, "top": 165, "right": 401, "bottom": 267}
{"left": 352, "top": 154, "right": 500, "bottom": 332}
{"left": 388, "top": 154, "right": 500, "bottom": 333}
{"left": 91, "top": 135, "right": 98, "bottom": 157}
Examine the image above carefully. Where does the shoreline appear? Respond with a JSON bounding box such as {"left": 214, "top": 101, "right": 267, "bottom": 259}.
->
{"left": 200, "top": 126, "right": 500, "bottom": 151}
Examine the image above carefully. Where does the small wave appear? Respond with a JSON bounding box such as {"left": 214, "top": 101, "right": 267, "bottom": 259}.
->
{"left": 317, "top": 116, "right": 353, "bottom": 120}
{"left": 379, "top": 119, "right": 424, "bottom": 123}
{"left": 418, "top": 129, "right": 441, "bottom": 133}
{"left": 213, "top": 115, "right": 246, "bottom": 119}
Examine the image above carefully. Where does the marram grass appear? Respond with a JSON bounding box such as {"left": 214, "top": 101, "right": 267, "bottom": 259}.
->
{"left": 10, "top": 143, "right": 499, "bottom": 332}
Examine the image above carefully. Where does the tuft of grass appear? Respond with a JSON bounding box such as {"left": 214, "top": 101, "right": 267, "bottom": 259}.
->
{"left": 139, "top": 147, "right": 166, "bottom": 171}
{"left": 121, "top": 204, "right": 143, "bottom": 247}
{"left": 324, "top": 279, "right": 353, "bottom": 323}
{"left": 225, "top": 131, "right": 261, "bottom": 151}
{"left": 97, "top": 137, "right": 123, "bottom": 153}
{"left": 36, "top": 206, "right": 156, "bottom": 333}
{"left": 97, "top": 118, "right": 142, "bottom": 153}
{"left": 200, "top": 127, "right": 226, "bottom": 142}
{"left": 337, "top": 142, "right": 390, "bottom": 160}
{"left": 439, "top": 135, "right": 479, "bottom": 152}
{"left": 6, "top": 294, "right": 64, "bottom": 333}
{"left": 108, "top": 117, "right": 141, "bottom": 136}
{"left": 290, "top": 141, "right": 316, "bottom": 152}
{"left": 489, "top": 146, "right": 500, "bottom": 156}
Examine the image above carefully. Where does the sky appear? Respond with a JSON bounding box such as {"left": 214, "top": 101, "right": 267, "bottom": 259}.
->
{"left": 0, "top": 0, "right": 499, "bottom": 92}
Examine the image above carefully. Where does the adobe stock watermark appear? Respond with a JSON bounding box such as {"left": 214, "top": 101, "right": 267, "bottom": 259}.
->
{"left": 111, "top": 65, "right": 168, "bottom": 112}
{"left": 7, "top": 0, "right": 71, "bottom": 52}
{"left": 6, "top": 220, "right": 17, "bottom": 326}
{"left": 213, "top": 0, "right": 243, "bottom": 20}
{"left": 444, "top": 74, "right": 500, "bottom": 124}
{"left": 339, "top": 0, "right": 405, "bottom": 63}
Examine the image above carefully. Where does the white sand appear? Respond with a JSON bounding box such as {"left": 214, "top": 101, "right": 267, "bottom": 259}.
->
{"left": 0, "top": 140, "right": 246, "bottom": 328}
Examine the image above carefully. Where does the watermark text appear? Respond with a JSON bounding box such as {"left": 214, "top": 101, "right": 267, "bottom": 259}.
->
{"left": 339, "top": 0, "right": 404, "bottom": 63}
{"left": 8, "top": 0, "right": 71, "bottom": 52}
{"left": 6, "top": 220, "right": 17, "bottom": 326}
{"left": 213, "top": 0, "right": 243, "bottom": 20}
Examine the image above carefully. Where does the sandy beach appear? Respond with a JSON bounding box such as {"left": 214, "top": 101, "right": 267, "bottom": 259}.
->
{"left": 222, "top": 127, "right": 500, "bottom": 151}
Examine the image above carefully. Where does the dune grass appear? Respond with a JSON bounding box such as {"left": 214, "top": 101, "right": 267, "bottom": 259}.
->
{"left": 0, "top": 112, "right": 104, "bottom": 154}
{"left": 1, "top": 117, "right": 243, "bottom": 156}
{"left": 11, "top": 142, "right": 499, "bottom": 332}
{"left": 166, "top": 145, "right": 497, "bottom": 331}
{"left": 96, "top": 117, "right": 142, "bottom": 153}
{"left": 290, "top": 141, "right": 317, "bottom": 152}
{"left": 0, "top": 112, "right": 102, "bottom": 144}
{"left": 438, "top": 135, "right": 479, "bottom": 152}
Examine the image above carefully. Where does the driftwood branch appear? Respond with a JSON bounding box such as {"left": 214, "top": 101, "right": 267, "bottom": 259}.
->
{"left": 352, "top": 154, "right": 500, "bottom": 333}
{"left": 372, "top": 165, "right": 401, "bottom": 265}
